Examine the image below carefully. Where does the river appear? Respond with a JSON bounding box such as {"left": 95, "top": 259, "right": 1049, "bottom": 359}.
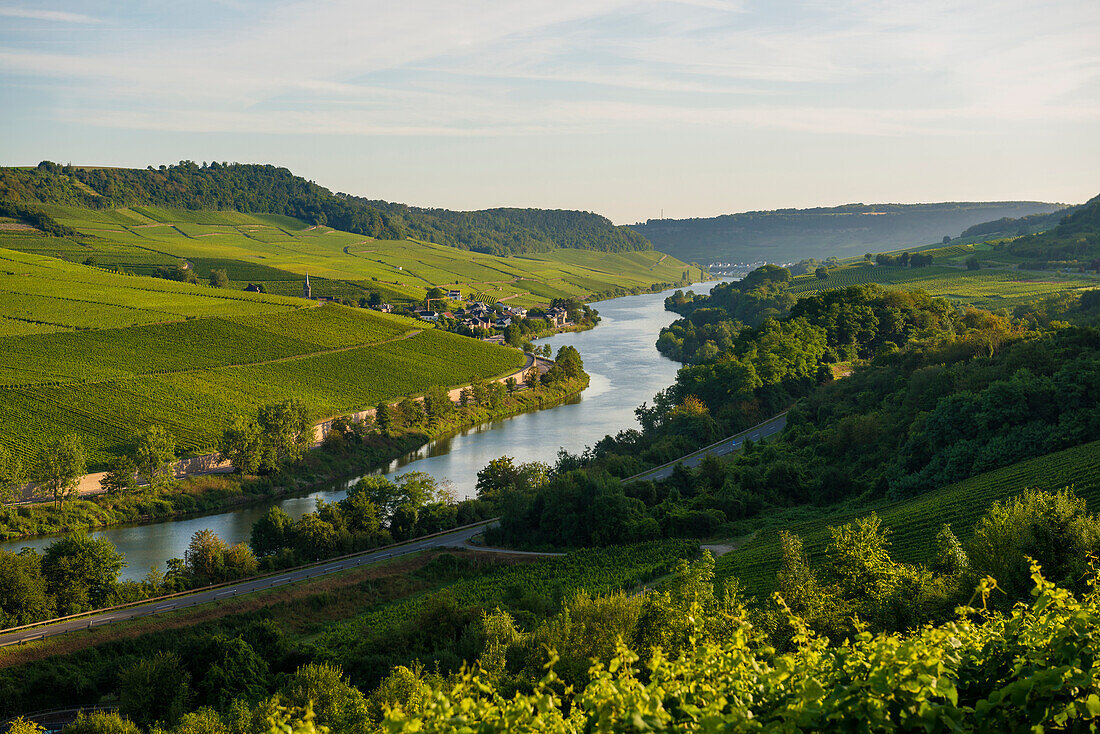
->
{"left": 2, "top": 282, "right": 725, "bottom": 579}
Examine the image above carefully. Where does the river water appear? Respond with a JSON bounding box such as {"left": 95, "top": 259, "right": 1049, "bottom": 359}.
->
{"left": 2, "top": 282, "right": 725, "bottom": 579}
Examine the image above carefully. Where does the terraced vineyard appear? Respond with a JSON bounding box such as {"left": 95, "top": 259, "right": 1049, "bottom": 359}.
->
{"left": 715, "top": 441, "right": 1100, "bottom": 597}
{"left": 790, "top": 263, "right": 1098, "bottom": 309}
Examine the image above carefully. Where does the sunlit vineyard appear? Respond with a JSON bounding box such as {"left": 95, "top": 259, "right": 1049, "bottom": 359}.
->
{"left": 789, "top": 263, "right": 1097, "bottom": 309}
{"left": 0, "top": 303, "right": 524, "bottom": 466}
{"left": 716, "top": 440, "right": 1100, "bottom": 597}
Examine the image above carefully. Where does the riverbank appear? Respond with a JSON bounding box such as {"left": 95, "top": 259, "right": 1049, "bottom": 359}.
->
{"left": 0, "top": 374, "right": 589, "bottom": 542}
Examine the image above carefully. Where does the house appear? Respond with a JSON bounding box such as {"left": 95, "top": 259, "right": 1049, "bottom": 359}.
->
{"left": 507, "top": 306, "right": 528, "bottom": 319}
{"left": 494, "top": 317, "right": 512, "bottom": 328}
{"left": 482, "top": 334, "right": 506, "bottom": 344}
{"left": 447, "top": 289, "right": 462, "bottom": 299}
{"left": 415, "top": 310, "right": 439, "bottom": 322}
{"left": 546, "top": 307, "right": 569, "bottom": 327}
{"left": 376, "top": 303, "right": 394, "bottom": 313}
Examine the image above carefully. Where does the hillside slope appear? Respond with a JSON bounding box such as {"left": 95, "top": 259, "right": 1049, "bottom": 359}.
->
{"left": 0, "top": 205, "right": 702, "bottom": 308}
{"left": 0, "top": 161, "right": 649, "bottom": 256}
{"left": 632, "top": 201, "right": 1064, "bottom": 264}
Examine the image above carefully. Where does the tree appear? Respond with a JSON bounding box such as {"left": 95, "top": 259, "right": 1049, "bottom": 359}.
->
{"left": 524, "top": 366, "right": 540, "bottom": 387}
{"left": 426, "top": 286, "right": 445, "bottom": 301}
{"left": 134, "top": 425, "right": 177, "bottom": 490}
{"left": 184, "top": 529, "right": 229, "bottom": 584}
{"left": 34, "top": 434, "right": 86, "bottom": 508}
{"left": 209, "top": 268, "right": 230, "bottom": 288}
{"left": 943, "top": 235, "right": 952, "bottom": 244}
{"left": 0, "top": 443, "right": 24, "bottom": 503}
{"left": 42, "top": 533, "right": 125, "bottom": 614}
{"left": 100, "top": 455, "right": 138, "bottom": 494}
{"left": 476, "top": 457, "right": 520, "bottom": 502}
{"left": 0, "top": 549, "right": 52, "bottom": 626}
{"left": 118, "top": 651, "right": 191, "bottom": 727}
{"left": 397, "top": 397, "right": 425, "bottom": 429}
{"left": 815, "top": 266, "right": 829, "bottom": 279}
{"left": 257, "top": 399, "right": 311, "bottom": 470}
{"left": 966, "top": 255, "right": 981, "bottom": 270}
{"left": 217, "top": 414, "right": 263, "bottom": 474}
{"left": 375, "top": 402, "right": 393, "bottom": 436}
{"left": 504, "top": 376, "right": 518, "bottom": 394}
{"left": 279, "top": 663, "right": 370, "bottom": 734}
{"left": 251, "top": 506, "right": 295, "bottom": 557}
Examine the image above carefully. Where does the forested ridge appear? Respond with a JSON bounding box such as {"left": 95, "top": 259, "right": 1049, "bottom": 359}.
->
{"left": 631, "top": 200, "right": 1064, "bottom": 263}
{"left": 0, "top": 161, "right": 651, "bottom": 256}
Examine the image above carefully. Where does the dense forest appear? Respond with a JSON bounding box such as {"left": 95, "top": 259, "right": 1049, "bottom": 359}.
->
{"left": 485, "top": 279, "right": 1100, "bottom": 550}
{"left": 631, "top": 201, "right": 1064, "bottom": 263}
{"left": 0, "top": 162, "right": 651, "bottom": 256}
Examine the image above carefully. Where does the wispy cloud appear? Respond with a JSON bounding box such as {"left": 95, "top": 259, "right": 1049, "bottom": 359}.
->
{"left": 1, "top": 0, "right": 1098, "bottom": 138}
{"left": 0, "top": 6, "right": 100, "bottom": 23}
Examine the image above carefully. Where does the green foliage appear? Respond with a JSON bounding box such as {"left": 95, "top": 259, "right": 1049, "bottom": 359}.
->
{"left": 182, "top": 529, "right": 258, "bottom": 585}
{"left": 134, "top": 425, "right": 177, "bottom": 490}
{"left": 118, "top": 651, "right": 192, "bottom": 727}
{"left": 33, "top": 434, "right": 86, "bottom": 507}
{"left": 41, "top": 531, "right": 124, "bottom": 614}
{"left": 60, "top": 712, "right": 140, "bottom": 734}
{"left": 381, "top": 564, "right": 1100, "bottom": 732}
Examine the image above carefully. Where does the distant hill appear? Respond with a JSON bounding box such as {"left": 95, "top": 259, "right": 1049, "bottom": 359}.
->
{"left": 1004, "top": 193, "right": 1100, "bottom": 269}
{"left": 0, "top": 161, "right": 650, "bottom": 257}
{"left": 630, "top": 201, "right": 1064, "bottom": 264}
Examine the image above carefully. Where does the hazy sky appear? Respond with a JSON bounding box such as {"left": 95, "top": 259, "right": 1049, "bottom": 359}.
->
{"left": 1, "top": 0, "right": 1097, "bottom": 223}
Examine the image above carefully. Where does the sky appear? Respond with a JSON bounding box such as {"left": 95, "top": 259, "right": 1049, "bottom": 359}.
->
{"left": 1, "top": 0, "right": 1098, "bottom": 224}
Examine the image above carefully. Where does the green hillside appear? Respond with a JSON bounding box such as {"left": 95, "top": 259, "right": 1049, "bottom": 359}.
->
{"left": 0, "top": 205, "right": 703, "bottom": 309}
{"left": 0, "top": 246, "right": 526, "bottom": 467}
{"left": 715, "top": 440, "right": 1100, "bottom": 597}
{"left": 788, "top": 262, "right": 1099, "bottom": 309}
{"left": 0, "top": 161, "right": 652, "bottom": 257}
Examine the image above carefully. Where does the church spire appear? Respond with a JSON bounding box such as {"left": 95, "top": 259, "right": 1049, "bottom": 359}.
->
{"left": 303, "top": 272, "right": 312, "bottom": 299}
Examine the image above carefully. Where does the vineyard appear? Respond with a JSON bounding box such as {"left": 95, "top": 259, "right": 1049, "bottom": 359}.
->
{"left": 0, "top": 303, "right": 524, "bottom": 466}
{"left": 789, "top": 263, "right": 1098, "bottom": 309}
{"left": 715, "top": 440, "right": 1100, "bottom": 597}
{"left": 1, "top": 205, "right": 706, "bottom": 309}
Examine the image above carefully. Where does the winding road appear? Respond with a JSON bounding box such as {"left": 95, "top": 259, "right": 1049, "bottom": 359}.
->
{"left": 1, "top": 410, "right": 789, "bottom": 649}
{"left": 0, "top": 520, "right": 506, "bottom": 649}
{"left": 624, "top": 412, "right": 788, "bottom": 483}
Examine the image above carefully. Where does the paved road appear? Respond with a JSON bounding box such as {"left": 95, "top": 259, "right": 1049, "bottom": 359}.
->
{"left": 625, "top": 412, "right": 788, "bottom": 483}
{"left": 0, "top": 521, "right": 498, "bottom": 648}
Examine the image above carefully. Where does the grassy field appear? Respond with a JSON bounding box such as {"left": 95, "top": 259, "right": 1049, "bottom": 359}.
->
{"left": 791, "top": 262, "right": 1099, "bottom": 309}
{"left": 715, "top": 440, "right": 1100, "bottom": 597}
{"left": 0, "top": 252, "right": 525, "bottom": 468}
{"left": 3, "top": 206, "right": 706, "bottom": 308}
